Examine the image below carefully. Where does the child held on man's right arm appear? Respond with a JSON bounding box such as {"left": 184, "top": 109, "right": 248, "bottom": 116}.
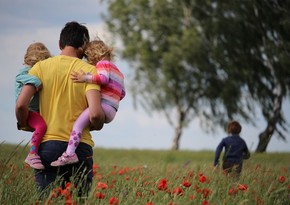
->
{"left": 51, "top": 39, "right": 125, "bottom": 166}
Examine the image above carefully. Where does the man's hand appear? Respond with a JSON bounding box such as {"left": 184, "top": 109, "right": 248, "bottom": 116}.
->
{"left": 17, "top": 122, "right": 35, "bottom": 132}
{"left": 89, "top": 122, "right": 104, "bottom": 131}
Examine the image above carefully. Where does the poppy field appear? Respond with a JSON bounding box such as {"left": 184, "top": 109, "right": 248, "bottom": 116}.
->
{"left": 0, "top": 143, "right": 289, "bottom": 205}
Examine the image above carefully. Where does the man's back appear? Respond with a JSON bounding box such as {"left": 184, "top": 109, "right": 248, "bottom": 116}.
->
{"left": 29, "top": 55, "right": 99, "bottom": 146}
{"left": 15, "top": 21, "right": 105, "bottom": 196}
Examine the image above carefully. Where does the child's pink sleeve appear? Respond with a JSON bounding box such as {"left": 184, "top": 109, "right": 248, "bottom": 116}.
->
{"left": 91, "top": 61, "right": 111, "bottom": 85}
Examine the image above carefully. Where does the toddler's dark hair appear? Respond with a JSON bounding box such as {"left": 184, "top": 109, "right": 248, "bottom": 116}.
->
{"left": 227, "top": 121, "right": 242, "bottom": 135}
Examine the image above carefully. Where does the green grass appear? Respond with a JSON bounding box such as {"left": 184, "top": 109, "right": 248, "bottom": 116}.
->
{"left": 0, "top": 143, "right": 289, "bottom": 205}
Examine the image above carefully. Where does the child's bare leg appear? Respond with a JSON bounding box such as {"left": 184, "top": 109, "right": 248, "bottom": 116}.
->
{"left": 51, "top": 108, "right": 90, "bottom": 166}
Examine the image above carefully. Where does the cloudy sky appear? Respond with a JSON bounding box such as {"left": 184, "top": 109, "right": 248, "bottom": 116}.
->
{"left": 0, "top": 0, "right": 289, "bottom": 152}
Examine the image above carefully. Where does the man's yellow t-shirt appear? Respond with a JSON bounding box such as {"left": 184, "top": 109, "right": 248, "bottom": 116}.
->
{"left": 29, "top": 55, "right": 100, "bottom": 147}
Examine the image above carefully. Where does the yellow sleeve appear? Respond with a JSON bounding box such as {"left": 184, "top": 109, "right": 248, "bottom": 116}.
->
{"left": 28, "top": 62, "right": 41, "bottom": 78}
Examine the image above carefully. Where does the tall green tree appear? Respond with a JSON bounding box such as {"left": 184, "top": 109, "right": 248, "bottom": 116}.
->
{"left": 102, "top": 0, "right": 290, "bottom": 151}
{"left": 192, "top": 0, "right": 290, "bottom": 152}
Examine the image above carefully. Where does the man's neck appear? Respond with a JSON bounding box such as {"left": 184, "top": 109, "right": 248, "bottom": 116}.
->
{"left": 60, "top": 46, "right": 81, "bottom": 58}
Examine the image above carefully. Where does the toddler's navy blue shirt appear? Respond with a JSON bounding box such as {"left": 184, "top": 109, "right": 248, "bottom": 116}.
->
{"left": 214, "top": 135, "right": 250, "bottom": 166}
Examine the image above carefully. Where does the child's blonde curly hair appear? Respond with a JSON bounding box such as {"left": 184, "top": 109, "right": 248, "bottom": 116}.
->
{"left": 84, "top": 39, "right": 114, "bottom": 65}
{"left": 24, "top": 42, "right": 51, "bottom": 67}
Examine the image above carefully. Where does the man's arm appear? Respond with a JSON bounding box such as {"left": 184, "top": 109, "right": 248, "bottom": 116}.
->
{"left": 15, "top": 84, "right": 36, "bottom": 128}
{"left": 85, "top": 89, "right": 105, "bottom": 130}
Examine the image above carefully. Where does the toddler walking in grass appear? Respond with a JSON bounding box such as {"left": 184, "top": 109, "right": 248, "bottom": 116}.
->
{"left": 15, "top": 42, "right": 51, "bottom": 169}
{"left": 214, "top": 120, "right": 250, "bottom": 180}
{"left": 51, "top": 39, "right": 126, "bottom": 166}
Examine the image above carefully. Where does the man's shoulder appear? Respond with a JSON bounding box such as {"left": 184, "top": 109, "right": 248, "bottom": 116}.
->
{"left": 78, "top": 60, "right": 97, "bottom": 73}
{"left": 50, "top": 56, "right": 95, "bottom": 70}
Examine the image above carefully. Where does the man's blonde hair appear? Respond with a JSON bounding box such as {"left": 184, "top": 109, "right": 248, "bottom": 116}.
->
{"left": 24, "top": 42, "right": 51, "bottom": 67}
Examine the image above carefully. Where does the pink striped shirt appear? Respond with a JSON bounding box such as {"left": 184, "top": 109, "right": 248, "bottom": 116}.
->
{"left": 91, "top": 60, "right": 125, "bottom": 110}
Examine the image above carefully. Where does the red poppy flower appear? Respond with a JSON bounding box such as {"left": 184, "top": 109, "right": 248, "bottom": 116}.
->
{"left": 199, "top": 175, "right": 206, "bottom": 183}
{"left": 172, "top": 187, "right": 184, "bottom": 196}
{"left": 238, "top": 184, "right": 248, "bottom": 191}
{"left": 118, "top": 166, "right": 129, "bottom": 175}
{"left": 136, "top": 191, "right": 142, "bottom": 198}
{"left": 93, "top": 164, "right": 99, "bottom": 170}
{"left": 96, "top": 174, "right": 103, "bottom": 179}
{"left": 95, "top": 192, "right": 106, "bottom": 199}
{"left": 97, "top": 182, "right": 109, "bottom": 190}
{"left": 64, "top": 198, "right": 75, "bottom": 205}
{"left": 53, "top": 187, "right": 62, "bottom": 196}
{"left": 228, "top": 187, "right": 238, "bottom": 195}
{"left": 65, "top": 182, "right": 73, "bottom": 189}
{"left": 201, "top": 188, "right": 211, "bottom": 198}
{"left": 157, "top": 179, "right": 168, "bottom": 190}
{"left": 144, "top": 181, "right": 150, "bottom": 186}
{"left": 202, "top": 200, "right": 209, "bottom": 205}
{"left": 183, "top": 179, "right": 192, "bottom": 187}
{"left": 109, "top": 196, "right": 119, "bottom": 205}
{"left": 60, "top": 188, "right": 71, "bottom": 197}
{"left": 146, "top": 202, "right": 153, "bottom": 205}
{"left": 278, "top": 176, "right": 286, "bottom": 183}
